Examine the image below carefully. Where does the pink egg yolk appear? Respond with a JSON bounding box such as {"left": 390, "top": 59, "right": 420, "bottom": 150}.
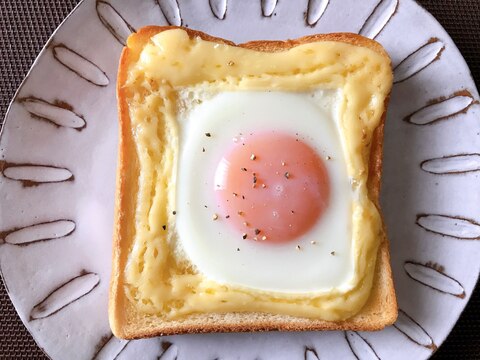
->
{"left": 214, "top": 132, "right": 330, "bottom": 243}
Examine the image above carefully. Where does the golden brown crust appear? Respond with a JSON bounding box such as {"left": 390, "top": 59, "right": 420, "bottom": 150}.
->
{"left": 109, "top": 26, "right": 397, "bottom": 339}
{"left": 109, "top": 46, "right": 134, "bottom": 337}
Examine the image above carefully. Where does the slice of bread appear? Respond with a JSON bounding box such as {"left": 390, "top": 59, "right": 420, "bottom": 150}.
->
{"left": 109, "top": 26, "right": 397, "bottom": 339}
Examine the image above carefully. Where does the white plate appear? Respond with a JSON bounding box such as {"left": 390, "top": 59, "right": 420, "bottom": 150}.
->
{"left": 1, "top": 0, "right": 479, "bottom": 359}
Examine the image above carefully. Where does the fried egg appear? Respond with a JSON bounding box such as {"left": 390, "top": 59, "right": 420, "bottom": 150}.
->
{"left": 176, "top": 89, "right": 354, "bottom": 293}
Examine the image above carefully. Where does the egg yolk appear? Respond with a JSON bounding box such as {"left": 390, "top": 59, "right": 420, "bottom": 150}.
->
{"left": 214, "top": 132, "right": 330, "bottom": 243}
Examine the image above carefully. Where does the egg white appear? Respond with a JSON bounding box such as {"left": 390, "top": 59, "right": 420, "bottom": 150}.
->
{"left": 175, "top": 90, "right": 354, "bottom": 293}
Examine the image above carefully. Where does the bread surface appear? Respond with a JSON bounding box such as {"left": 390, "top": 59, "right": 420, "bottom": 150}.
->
{"left": 109, "top": 26, "right": 397, "bottom": 339}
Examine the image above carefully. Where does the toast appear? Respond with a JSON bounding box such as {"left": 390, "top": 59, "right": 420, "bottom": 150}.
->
{"left": 109, "top": 26, "right": 397, "bottom": 339}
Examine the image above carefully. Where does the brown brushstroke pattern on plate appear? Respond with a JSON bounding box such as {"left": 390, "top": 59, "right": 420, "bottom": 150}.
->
{"left": 261, "top": 0, "right": 277, "bottom": 17}
{"left": 30, "top": 270, "right": 100, "bottom": 320}
{"left": 52, "top": 44, "right": 110, "bottom": 87}
{"left": 394, "top": 37, "right": 445, "bottom": 84}
{"left": 304, "top": 346, "right": 320, "bottom": 359}
{"left": 209, "top": 0, "right": 227, "bottom": 20}
{"left": 96, "top": 0, "right": 136, "bottom": 46}
{"left": 359, "top": 0, "right": 399, "bottom": 39}
{"left": 404, "top": 261, "right": 466, "bottom": 298}
{"left": 0, "top": 264, "right": 11, "bottom": 294}
{"left": 0, "top": 219, "right": 75, "bottom": 246}
{"left": 420, "top": 153, "right": 480, "bottom": 174}
{"left": 158, "top": 341, "right": 178, "bottom": 360}
{"left": 156, "top": 0, "right": 182, "bottom": 26}
{"left": 0, "top": 161, "right": 74, "bottom": 187}
{"left": 19, "top": 96, "right": 86, "bottom": 130}
{"left": 393, "top": 309, "right": 437, "bottom": 350}
{"left": 416, "top": 213, "right": 480, "bottom": 240}
{"left": 306, "top": 0, "right": 329, "bottom": 26}
{"left": 345, "top": 331, "right": 380, "bottom": 360}
{"left": 92, "top": 333, "right": 129, "bottom": 360}
{"left": 403, "top": 90, "right": 477, "bottom": 125}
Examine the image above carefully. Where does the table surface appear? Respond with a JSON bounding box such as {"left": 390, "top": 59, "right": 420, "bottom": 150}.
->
{"left": 0, "top": 0, "right": 478, "bottom": 359}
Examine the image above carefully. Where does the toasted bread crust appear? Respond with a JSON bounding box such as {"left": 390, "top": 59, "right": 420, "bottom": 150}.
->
{"left": 109, "top": 26, "right": 397, "bottom": 339}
